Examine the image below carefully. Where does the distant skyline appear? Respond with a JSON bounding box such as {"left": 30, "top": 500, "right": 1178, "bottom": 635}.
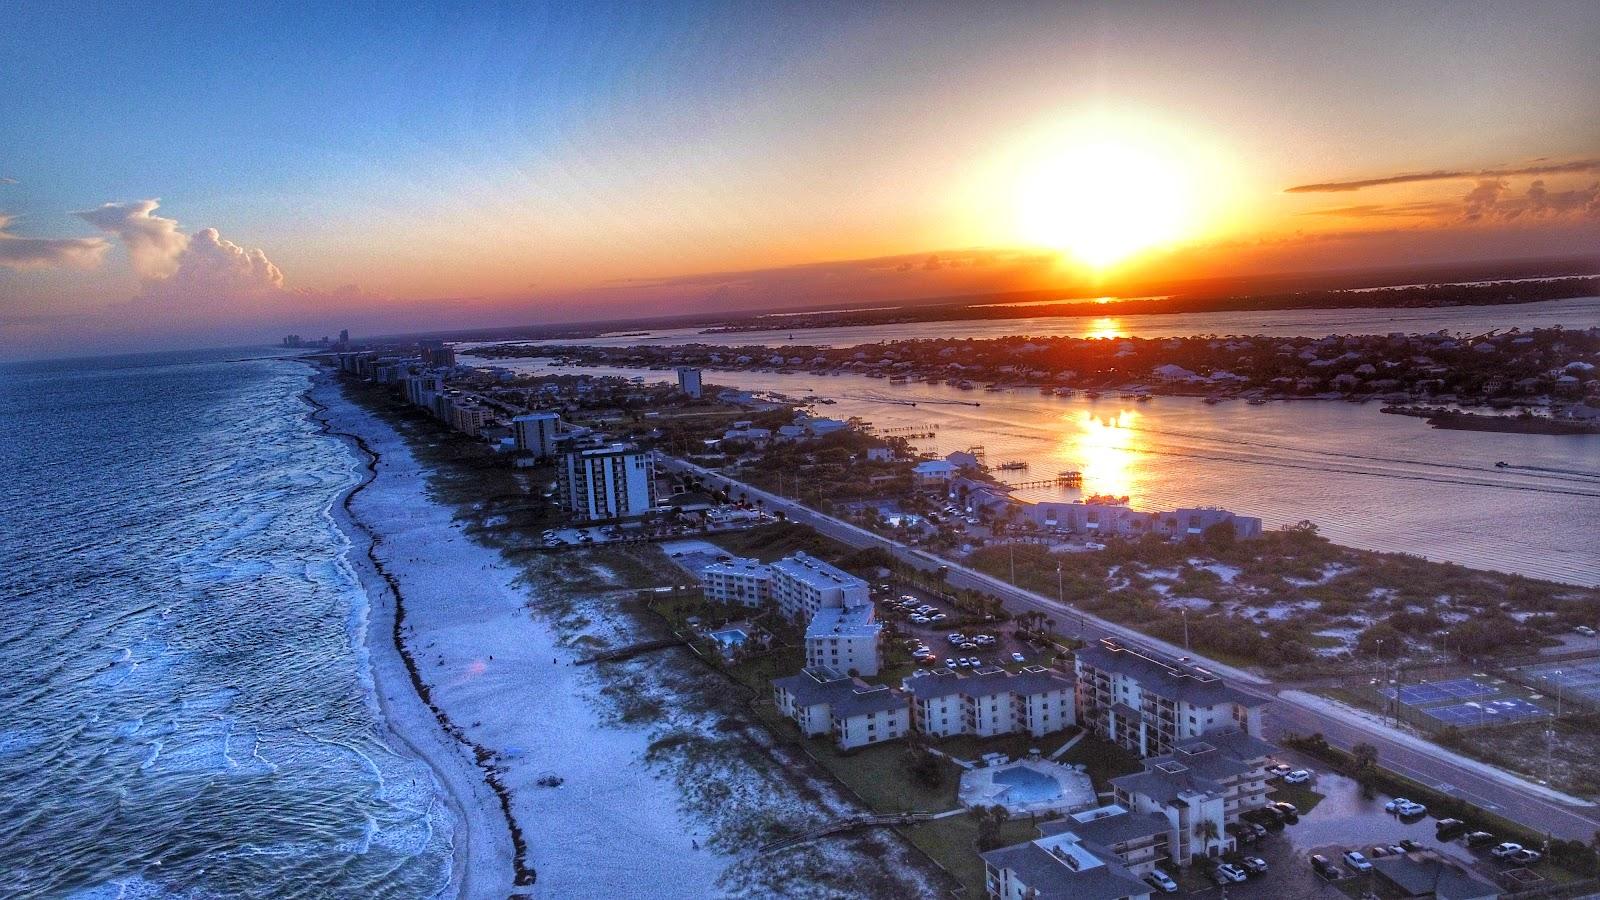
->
{"left": 2, "top": 1, "right": 1597, "bottom": 357}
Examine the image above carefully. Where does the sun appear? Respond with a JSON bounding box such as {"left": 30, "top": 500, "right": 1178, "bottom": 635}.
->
{"left": 1013, "top": 124, "right": 1200, "bottom": 270}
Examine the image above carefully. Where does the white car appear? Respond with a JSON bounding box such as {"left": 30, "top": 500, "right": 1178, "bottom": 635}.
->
{"left": 1490, "top": 842, "right": 1525, "bottom": 859}
{"left": 1011, "top": 652, "right": 1027, "bottom": 663}
{"left": 1386, "top": 798, "right": 1427, "bottom": 817}
{"left": 1343, "top": 851, "right": 1372, "bottom": 873}
{"left": 1214, "top": 863, "right": 1247, "bottom": 883}
{"left": 1267, "top": 763, "right": 1293, "bottom": 777}
{"left": 1144, "top": 870, "right": 1178, "bottom": 893}
{"left": 1284, "top": 769, "right": 1313, "bottom": 784}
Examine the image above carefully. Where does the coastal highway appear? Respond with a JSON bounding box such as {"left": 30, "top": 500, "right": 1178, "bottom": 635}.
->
{"left": 661, "top": 455, "right": 1600, "bottom": 842}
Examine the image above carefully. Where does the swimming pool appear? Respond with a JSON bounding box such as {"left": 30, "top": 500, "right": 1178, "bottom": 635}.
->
{"left": 994, "top": 765, "right": 1064, "bottom": 803}
{"left": 710, "top": 628, "right": 748, "bottom": 649}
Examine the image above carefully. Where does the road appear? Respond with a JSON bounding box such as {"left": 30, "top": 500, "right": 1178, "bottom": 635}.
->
{"left": 663, "top": 456, "right": 1600, "bottom": 842}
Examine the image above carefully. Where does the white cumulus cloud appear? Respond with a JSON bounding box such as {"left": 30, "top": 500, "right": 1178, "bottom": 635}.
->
{"left": 75, "top": 199, "right": 189, "bottom": 278}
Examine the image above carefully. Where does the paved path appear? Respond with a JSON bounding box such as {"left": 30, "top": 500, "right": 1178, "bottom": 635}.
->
{"left": 664, "top": 456, "right": 1600, "bottom": 841}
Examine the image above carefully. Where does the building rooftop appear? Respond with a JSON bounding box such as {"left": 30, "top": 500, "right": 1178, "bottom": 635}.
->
{"left": 700, "top": 557, "right": 772, "bottom": 579}
{"left": 902, "top": 665, "right": 1072, "bottom": 701}
{"left": 1371, "top": 852, "right": 1502, "bottom": 900}
{"left": 771, "top": 552, "right": 868, "bottom": 594}
{"left": 805, "top": 604, "right": 880, "bottom": 640}
{"left": 1040, "top": 804, "right": 1170, "bottom": 848}
{"left": 773, "top": 666, "right": 905, "bottom": 718}
{"left": 1076, "top": 638, "right": 1267, "bottom": 709}
{"left": 981, "top": 833, "right": 1153, "bottom": 900}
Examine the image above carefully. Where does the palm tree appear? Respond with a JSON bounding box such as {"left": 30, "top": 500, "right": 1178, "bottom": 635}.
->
{"left": 1196, "top": 818, "right": 1222, "bottom": 860}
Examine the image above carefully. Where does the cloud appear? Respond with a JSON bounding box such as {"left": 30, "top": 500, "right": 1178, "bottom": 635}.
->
{"left": 1285, "top": 159, "right": 1600, "bottom": 193}
{"left": 75, "top": 199, "right": 189, "bottom": 278}
{"left": 153, "top": 226, "right": 284, "bottom": 299}
{"left": 0, "top": 213, "right": 109, "bottom": 271}
{"left": 0, "top": 177, "right": 18, "bottom": 185}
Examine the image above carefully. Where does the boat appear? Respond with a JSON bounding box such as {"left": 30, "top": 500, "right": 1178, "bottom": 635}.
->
{"left": 957, "top": 380, "right": 975, "bottom": 390}
{"left": 1247, "top": 398, "right": 1268, "bottom": 406}
{"left": 985, "top": 384, "right": 1004, "bottom": 392}
{"left": 1085, "top": 391, "right": 1102, "bottom": 399}
{"left": 1054, "top": 387, "right": 1075, "bottom": 397}
{"left": 888, "top": 375, "right": 908, "bottom": 385}
{"left": 996, "top": 461, "right": 1028, "bottom": 471}
{"left": 1202, "top": 397, "right": 1222, "bottom": 405}
{"left": 1136, "top": 394, "right": 1152, "bottom": 402}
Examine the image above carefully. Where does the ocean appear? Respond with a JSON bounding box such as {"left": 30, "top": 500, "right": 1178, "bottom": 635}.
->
{"left": 0, "top": 350, "right": 452, "bottom": 899}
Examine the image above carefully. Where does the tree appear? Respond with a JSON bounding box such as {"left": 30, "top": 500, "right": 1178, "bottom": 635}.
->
{"left": 1196, "top": 818, "right": 1221, "bottom": 859}
{"left": 1351, "top": 742, "right": 1379, "bottom": 780}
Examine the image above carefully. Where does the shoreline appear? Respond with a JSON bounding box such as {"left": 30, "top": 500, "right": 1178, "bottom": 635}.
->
{"left": 302, "top": 367, "right": 529, "bottom": 896}
{"left": 307, "top": 368, "right": 758, "bottom": 897}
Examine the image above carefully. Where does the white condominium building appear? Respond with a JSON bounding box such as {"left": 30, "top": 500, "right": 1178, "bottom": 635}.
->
{"left": 675, "top": 366, "right": 703, "bottom": 399}
{"left": 511, "top": 411, "right": 561, "bottom": 458}
{"left": 1074, "top": 638, "right": 1268, "bottom": 758}
{"left": 903, "top": 666, "right": 1075, "bottom": 739}
{"left": 771, "top": 666, "right": 909, "bottom": 751}
{"left": 804, "top": 604, "right": 882, "bottom": 676}
{"left": 770, "top": 552, "right": 869, "bottom": 622}
{"left": 558, "top": 444, "right": 657, "bottom": 521}
{"left": 699, "top": 557, "right": 774, "bottom": 607}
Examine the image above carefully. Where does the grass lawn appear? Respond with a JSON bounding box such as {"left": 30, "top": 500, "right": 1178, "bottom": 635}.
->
{"left": 1269, "top": 782, "right": 1326, "bottom": 815}
{"left": 900, "top": 816, "right": 1037, "bottom": 897}
{"left": 1054, "top": 734, "right": 1145, "bottom": 790}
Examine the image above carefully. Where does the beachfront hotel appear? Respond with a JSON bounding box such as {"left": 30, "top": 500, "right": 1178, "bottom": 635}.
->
{"left": 557, "top": 444, "right": 657, "bottom": 521}
{"left": 1074, "top": 638, "right": 1268, "bottom": 758}
{"left": 804, "top": 604, "right": 883, "bottom": 677}
{"left": 771, "top": 666, "right": 910, "bottom": 750}
{"left": 902, "top": 666, "right": 1075, "bottom": 739}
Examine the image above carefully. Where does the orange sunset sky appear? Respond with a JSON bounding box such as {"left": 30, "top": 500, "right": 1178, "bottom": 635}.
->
{"left": 1, "top": 2, "right": 1597, "bottom": 356}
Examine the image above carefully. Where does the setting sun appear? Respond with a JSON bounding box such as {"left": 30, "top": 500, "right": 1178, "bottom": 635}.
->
{"left": 1015, "top": 131, "right": 1197, "bottom": 269}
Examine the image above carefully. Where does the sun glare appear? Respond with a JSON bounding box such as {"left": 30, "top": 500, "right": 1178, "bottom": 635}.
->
{"left": 1001, "top": 113, "right": 1230, "bottom": 271}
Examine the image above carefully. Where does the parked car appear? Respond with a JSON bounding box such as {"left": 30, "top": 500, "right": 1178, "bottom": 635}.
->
{"left": 1143, "top": 870, "right": 1179, "bottom": 894}
{"left": 1210, "top": 863, "right": 1247, "bottom": 884}
{"left": 1245, "top": 822, "right": 1267, "bottom": 840}
{"left": 1284, "top": 769, "right": 1313, "bottom": 784}
{"left": 1344, "top": 850, "right": 1373, "bottom": 873}
{"left": 1465, "top": 831, "right": 1497, "bottom": 847}
{"left": 1399, "top": 839, "right": 1422, "bottom": 852}
{"left": 1386, "top": 798, "right": 1428, "bottom": 817}
{"left": 1435, "top": 818, "right": 1467, "bottom": 838}
{"left": 1267, "top": 763, "right": 1293, "bottom": 777}
{"left": 1311, "top": 854, "right": 1340, "bottom": 879}
{"left": 1507, "top": 848, "right": 1543, "bottom": 865}
{"left": 1240, "top": 856, "right": 1269, "bottom": 875}
{"left": 1490, "top": 842, "right": 1525, "bottom": 860}
{"left": 1576, "top": 625, "right": 1597, "bottom": 637}
{"left": 1368, "top": 845, "right": 1392, "bottom": 858}
{"left": 1011, "top": 652, "right": 1027, "bottom": 663}
{"left": 1272, "top": 801, "right": 1299, "bottom": 821}
{"left": 1228, "top": 823, "right": 1257, "bottom": 845}
{"left": 944, "top": 658, "right": 957, "bottom": 668}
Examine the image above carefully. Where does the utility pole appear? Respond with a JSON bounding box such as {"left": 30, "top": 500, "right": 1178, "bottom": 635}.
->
{"left": 1181, "top": 608, "right": 1190, "bottom": 651}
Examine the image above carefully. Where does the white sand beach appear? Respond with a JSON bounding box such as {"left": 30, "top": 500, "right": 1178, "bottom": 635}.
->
{"left": 312, "top": 375, "right": 731, "bottom": 898}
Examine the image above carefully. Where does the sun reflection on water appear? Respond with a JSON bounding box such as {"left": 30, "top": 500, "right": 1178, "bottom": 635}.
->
{"left": 1061, "top": 408, "right": 1141, "bottom": 498}
{"left": 1085, "top": 317, "right": 1125, "bottom": 339}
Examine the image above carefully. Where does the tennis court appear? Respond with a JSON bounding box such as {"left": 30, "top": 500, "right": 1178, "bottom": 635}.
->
{"left": 1382, "top": 677, "right": 1498, "bottom": 705}
{"left": 1424, "top": 697, "right": 1548, "bottom": 726}
{"left": 1512, "top": 659, "right": 1600, "bottom": 712}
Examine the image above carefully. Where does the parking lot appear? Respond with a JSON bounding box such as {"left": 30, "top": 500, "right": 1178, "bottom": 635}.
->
{"left": 874, "top": 582, "right": 1052, "bottom": 672}
{"left": 1175, "top": 752, "right": 1538, "bottom": 898}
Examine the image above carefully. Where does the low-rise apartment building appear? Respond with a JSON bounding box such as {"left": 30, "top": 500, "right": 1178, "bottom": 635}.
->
{"left": 769, "top": 552, "right": 870, "bottom": 623}
{"left": 981, "top": 825, "right": 1154, "bottom": 900}
{"left": 1111, "top": 730, "right": 1275, "bottom": 866}
{"left": 771, "top": 666, "right": 910, "bottom": 750}
{"left": 1075, "top": 638, "right": 1268, "bottom": 757}
{"left": 698, "top": 556, "right": 773, "bottom": 607}
{"left": 903, "top": 666, "right": 1075, "bottom": 739}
